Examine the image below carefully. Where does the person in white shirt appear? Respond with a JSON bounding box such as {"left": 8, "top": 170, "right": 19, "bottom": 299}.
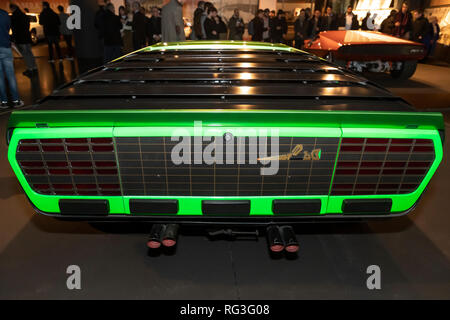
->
{"left": 339, "top": 5, "right": 359, "bottom": 30}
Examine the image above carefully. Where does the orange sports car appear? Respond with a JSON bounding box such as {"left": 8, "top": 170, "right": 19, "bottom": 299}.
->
{"left": 304, "top": 30, "right": 426, "bottom": 79}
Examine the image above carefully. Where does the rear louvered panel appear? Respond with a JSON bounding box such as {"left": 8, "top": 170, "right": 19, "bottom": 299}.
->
{"left": 331, "top": 138, "right": 435, "bottom": 195}
{"left": 16, "top": 138, "right": 121, "bottom": 196}
{"left": 115, "top": 137, "right": 339, "bottom": 196}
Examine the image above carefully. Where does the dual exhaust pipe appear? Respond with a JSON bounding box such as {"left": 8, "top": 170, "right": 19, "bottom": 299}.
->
{"left": 147, "top": 224, "right": 179, "bottom": 249}
{"left": 147, "top": 223, "right": 298, "bottom": 254}
{"left": 266, "top": 225, "right": 299, "bottom": 253}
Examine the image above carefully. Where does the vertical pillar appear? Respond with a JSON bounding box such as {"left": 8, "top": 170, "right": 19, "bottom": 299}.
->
{"left": 70, "top": 0, "right": 103, "bottom": 70}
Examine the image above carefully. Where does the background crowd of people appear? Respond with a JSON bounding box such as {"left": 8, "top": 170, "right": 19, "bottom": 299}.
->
{"left": 0, "top": 0, "right": 443, "bottom": 109}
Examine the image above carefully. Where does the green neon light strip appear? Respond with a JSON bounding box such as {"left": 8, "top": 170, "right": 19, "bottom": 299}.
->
{"left": 8, "top": 109, "right": 445, "bottom": 131}
{"left": 111, "top": 40, "right": 307, "bottom": 62}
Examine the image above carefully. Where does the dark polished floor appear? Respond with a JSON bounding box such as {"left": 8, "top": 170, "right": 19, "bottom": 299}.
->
{"left": 0, "top": 43, "right": 449, "bottom": 299}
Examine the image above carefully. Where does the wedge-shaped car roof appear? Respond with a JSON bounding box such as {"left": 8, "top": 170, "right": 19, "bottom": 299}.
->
{"left": 30, "top": 41, "right": 415, "bottom": 113}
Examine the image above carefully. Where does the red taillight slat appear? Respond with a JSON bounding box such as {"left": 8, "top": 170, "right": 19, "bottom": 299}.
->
{"left": 65, "top": 138, "right": 88, "bottom": 143}
{"left": 340, "top": 145, "right": 363, "bottom": 152}
{"left": 389, "top": 145, "right": 411, "bottom": 152}
{"left": 40, "top": 139, "right": 63, "bottom": 144}
{"left": 53, "top": 184, "right": 73, "bottom": 189}
{"left": 92, "top": 145, "right": 114, "bottom": 152}
{"left": 91, "top": 138, "right": 112, "bottom": 144}
{"left": 48, "top": 169, "right": 70, "bottom": 175}
{"left": 413, "top": 146, "right": 433, "bottom": 152}
{"left": 67, "top": 145, "right": 90, "bottom": 152}
{"left": 364, "top": 145, "right": 387, "bottom": 152}
{"left": 18, "top": 145, "right": 40, "bottom": 152}
{"left": 72, "top": 169, "right": 94, "bottom": 175}
{"left": 366, "top": 138, "right": 389, "bottom": 144}
{"left": 24, "top": 168, "right": 46, "bottom": 175}
{"left": 20, "top": 161, "right": 44, "bottom": 167}
{"left": 342, "top": 138, "right": 364, "bottom": 144}
{"left": 99, "top": 184, "right": 120, "bottom": 189}
{"left": 76, "top": 184, "right": 97, "bottom": 189}
{"left": 33, "top": 184, "right": 50, "bottom": 189}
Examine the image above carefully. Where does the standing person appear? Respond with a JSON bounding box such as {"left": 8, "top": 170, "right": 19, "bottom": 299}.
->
{"left": 361, "top": 12, "right": 371, "bottom": 30}
{"left": 200, "top": 2, "right": 213, "bottom": 40}
{"left": 250, "top": 9, "right": 265, "bottom": 41}
{"left": 9, "top": 4, "right": 37, "bottom": 77}
{"left": 323, "top": 6, "right": 337, "bottom": 31}
{"left": 307, "top": 9, "right": 324, "bottom": 39}
{"left": 228, "top": 9, "right": 244, "bottom": 40}
{"left": 412, "top": 10, "right": 429, "bottom": 43}
{"left": 0, "top": 7, "right": 23, "bottom": 109}
{"left": 119, "top": 5, "right": 133, "bottom": 54}
{"left": 192, "top": 1, "right": 204, "bottom": 40}
{"left": 57, "top": 5, "right": 74, "bottom": 60}
{"left": 271, "top": 10, "right": 287, "bottom": 44}
{"left": 339, "top": 5, "right": 359, "bottom": 30}
{"left": 294, "top": 9, "right": 307, "bottom": 49}
{"left": 262, "top": 8, "right": 271, "bottom": 42}
{"left": 131, "top": 2, "right": 147, "bottom": 49}
{"left": 94, "top": 0, "right": 109, "bottom": 60}
{"left": 204, "top": 7, "right": 219, "bottom": 40}
{"left": 216, "top": 12, "right": 227, "bottom": 40}
{"left": 161, "top": 0, "right": 186, "bottom": 42}
{"left": 147, "top": 6, "right": 161, "bottom": 45}
{"left": 305, "top": 7, "right": 311, "bottom": 21}
{"left": 428, "top": 16, "right": 440, "bottom": 57}
{"left": 394, "top": 2, "right": 412, "bottom": 39}
{"left": 102, "top": 3, "right": 122, "bottom": 63}
{"left": 39, "top": 1, "right": 61, "bottom": 62}
{"left": 380, "top": 10, "right": 397, "bottom": 34}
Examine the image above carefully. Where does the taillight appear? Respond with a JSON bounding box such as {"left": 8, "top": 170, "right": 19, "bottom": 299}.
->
{"left": 331, "top": 138, "right": 434, "bottom": 195}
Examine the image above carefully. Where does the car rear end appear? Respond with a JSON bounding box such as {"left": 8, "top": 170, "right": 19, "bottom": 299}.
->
{"left": 7, "top": 41, "right": 444, "bottom": 225}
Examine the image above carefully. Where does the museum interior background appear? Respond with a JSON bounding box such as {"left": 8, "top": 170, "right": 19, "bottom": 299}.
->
{"left": 1, "top": 0, "right": 449, "bottom": 300}
{"left": 8, "top": 0, "right": 450, "bottom": 64}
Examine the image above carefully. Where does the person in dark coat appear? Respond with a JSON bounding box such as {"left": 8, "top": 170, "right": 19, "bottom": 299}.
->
{"left": 131, "top": 1, "right": 147, "bottom": 49}
{"left": 412, "top": 10, "right": 429, "bottom": 43}
{"left": 250, "top": 9, "right": 265, "bottom": 42}
{"left": 39, "top": 1, "right": 61, "bottom": 62}
{"left": 271, "top": 10, "right": 287, "bottom": 44}
{"left": 228, "top": 8, "right": 244, "bottom": 40}
{"left": 338, "top": 5, "right": 359, "bottom": 30}
{"left": 307, "top": 9, "right": 324, "bottom": 39}
{"left": 427, "top": 16, "right": 440, "bottom": 57}
{"left": 204, "top": 7, "right": 226, "bottom": 40}
{"left": 102, "top": 3, "right": 122, "bottom": 63}
{"left": 192, "top": 1, "right": 204, "bottom": 40}
{"left": 323, "top": 6, "right": 338, "bottom": 31}
{"left": 380, "top": 9, "right": 397, "bottom": 34}
{"left": 147, "top": 6, "right": 161, "bottom": 45}
{"left": 9, "top": 4, "right": 37, "bottom": 76}
{"left": 294, "top": 9, "right": 308, "bottom": 49}
{"left": 394, "top": 2, "right": 412, "bottom": 39}
{"left": 361, "top": 12, "right": 372, "bottom": 30}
